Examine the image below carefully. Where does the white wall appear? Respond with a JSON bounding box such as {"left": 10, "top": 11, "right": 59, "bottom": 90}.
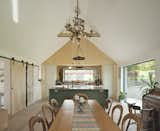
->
{"left": 102, "top": 65, "right": 113, "bottom": 97}
{"left": 45, "top": 65, "right": 57, "bottom": 96}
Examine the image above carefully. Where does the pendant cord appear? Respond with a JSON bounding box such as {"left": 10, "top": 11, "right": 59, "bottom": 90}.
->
{"left": 76, "top": 0, "right": 79, "bottom": 18}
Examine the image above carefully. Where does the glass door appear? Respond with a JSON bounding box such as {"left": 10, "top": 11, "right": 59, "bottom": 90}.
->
{"left": 0, "top": 58, "right": 11, "bottom": 114}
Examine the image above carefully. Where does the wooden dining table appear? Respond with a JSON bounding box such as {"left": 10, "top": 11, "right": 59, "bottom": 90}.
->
{"left": 49, "top": 99, "right": 121, "bottom": 131}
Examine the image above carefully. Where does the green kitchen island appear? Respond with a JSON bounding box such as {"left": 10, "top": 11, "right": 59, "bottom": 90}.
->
{"left": 49, "top": 88, "right": 108, "bottom": 107}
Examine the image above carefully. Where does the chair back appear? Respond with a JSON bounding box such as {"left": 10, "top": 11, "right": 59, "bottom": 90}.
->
{"left": 121, "top": 113, "right": 141, "bottom": 131}
{"left": 42, "top": 104, "right": 55, "bottom": 129}
{"left": 128, "top": 104, "right": 141, "bottom": 114}
{"left": 105, "top": 98, "right": 112, "bottom": 115}
{"left": 111, "top": 104, "right": 123, "bottom": 126}
{"left": 29, "top": 116, "right": 46, "bottom": 131}
{"left": 74, "top": 93, "right": 88, "bottom": 100}
{"left": 49, "top": 98, "right": 59, "bottom": 115}
{"left": 49, "top": 98, "right": 59, "bottom": 107}
{"left": 127, "top": 104, "right": 155, "bottom": 131}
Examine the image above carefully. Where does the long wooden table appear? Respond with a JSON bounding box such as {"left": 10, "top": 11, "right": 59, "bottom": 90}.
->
{"left": 49, "top": 100, "right": 121, "bottom": 131}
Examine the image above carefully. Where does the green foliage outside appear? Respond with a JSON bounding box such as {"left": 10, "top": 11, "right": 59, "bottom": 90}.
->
{"left": 127, "top": 60, "right": 156, "bottom": 71}
{"left": 127, "top": 60, "right": 156, "bottom": 82}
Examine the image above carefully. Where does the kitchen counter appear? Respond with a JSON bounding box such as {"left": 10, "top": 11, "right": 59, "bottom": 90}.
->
{"left": 53, "top": 85, "right": 104, "bottom": 89}
{"left": 49, "top": 88, "right": 108, "bottom": 107}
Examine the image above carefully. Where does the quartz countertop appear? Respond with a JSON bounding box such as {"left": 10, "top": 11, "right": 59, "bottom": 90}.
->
{"left": 51, "top": 85, "right": 104, "bottom": 90}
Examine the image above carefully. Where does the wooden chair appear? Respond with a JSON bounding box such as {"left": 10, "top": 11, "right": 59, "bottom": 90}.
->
{"left": 49, "top": 98, "right": 59, "bottom": 115}
{"left": 42, "top": 104, "right": 56, "bottom": 129}
{"left": 105, "top": 98, "right": 112, "bottom": 115}
{"left": 49, "top": 98, "right": 59, "bottom": 107}
{"left": 74, "top": 93, "right": 88, "bottom": 100}
{"left": 121, "top": 113, "right": 141, "bottom": 131}
{"left": 29, "top": 115, "right": 46, "bottom": 131}
{"left": 127, "top": 104, "right": 155, "bottom": 131}
{"left": 127, "top": 103, "right": 140, "bottom": 114}
{"left": 111, "top": 104, "right": 123, "bottom": 126}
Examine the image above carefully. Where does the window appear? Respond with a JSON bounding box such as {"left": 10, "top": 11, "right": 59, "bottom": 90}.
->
{"left": 64, "top": 69, "right": 94, "bottom": 82}
{"left": 122, "top": 60, "right": 156, "bottom": 99}
{"left": 57, "top": 65, "right": 102, "bottom": 87}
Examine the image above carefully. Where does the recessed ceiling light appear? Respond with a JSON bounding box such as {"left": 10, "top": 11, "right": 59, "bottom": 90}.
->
{"left": 68, "top": 66, "right": 72, "bottom": 69}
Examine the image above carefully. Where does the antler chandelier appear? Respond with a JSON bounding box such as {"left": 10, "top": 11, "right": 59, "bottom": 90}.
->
{"left": 57, "top": 0, "right": 100, "bottom": 43}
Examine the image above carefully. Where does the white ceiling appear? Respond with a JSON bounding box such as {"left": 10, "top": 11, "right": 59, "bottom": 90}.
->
{"left": 0, "top": 0, "right": 160, "bottom": 65}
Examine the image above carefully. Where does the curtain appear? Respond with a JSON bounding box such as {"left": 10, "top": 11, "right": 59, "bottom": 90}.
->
{"left": 10, "top": 61, "right": 26, "bottom": 114}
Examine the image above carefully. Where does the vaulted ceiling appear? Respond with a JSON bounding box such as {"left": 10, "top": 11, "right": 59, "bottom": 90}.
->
{"left": 0, "top": 0, "right": 160, "bottom": 65}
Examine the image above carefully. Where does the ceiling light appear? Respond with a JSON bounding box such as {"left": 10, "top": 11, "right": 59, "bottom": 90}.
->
{"left": 73, "top": 43, "right": 85, "bottom": 61}
{"left": 57, "top": 0, "right": 100, "bottom": 42}
{"left": 12, "top": 0, "right": 19, "bottom": 23}
{"left": 68, "top": 66, "right": 72, "bottom": 69}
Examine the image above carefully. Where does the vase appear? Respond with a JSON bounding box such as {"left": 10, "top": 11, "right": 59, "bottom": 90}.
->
{"left": 78, "top": 103, "right": 83, "bottom": 112}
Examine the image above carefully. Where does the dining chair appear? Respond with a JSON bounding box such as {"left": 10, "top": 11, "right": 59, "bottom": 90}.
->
{"left": 29, "top": 115, "right": 47, "bottom": 131}
{"left": 49, "top": 98, "right": 59, "bottom": 107}
{"left": 49, "top": 98, "right": 59, "bottom": 115}
{"left": 111, "top": 104, "right": 123, "bottom": 126}
{"left": 105, "top": 98, "right": 112, "bottom": 115}
{"left": 121, "top": 113, "right": 141, "bottom": 131}
{"left": 127, "top": 104, "right": 155, "bottom": 131}
{"left": 42, "top": 104, "right": 56, "bottom": 129}
{"left": 74, "top": 93, "right": 88, "bottom": 100}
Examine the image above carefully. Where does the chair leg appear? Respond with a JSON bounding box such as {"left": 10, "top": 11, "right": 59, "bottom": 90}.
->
{"left": 126, "top": 119, "right": 131, "bottom": 131}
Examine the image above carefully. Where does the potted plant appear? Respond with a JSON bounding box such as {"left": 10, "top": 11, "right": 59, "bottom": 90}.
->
{"left": 140, "top": 72, "right": 159, "bottom": 96}
{"left": 119, "top": 91, "right": 126, "bottom": 102}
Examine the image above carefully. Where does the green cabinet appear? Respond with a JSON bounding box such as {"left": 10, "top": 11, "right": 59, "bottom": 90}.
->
{"left": 49, "top": 89, "right": 108, "bottom": 107}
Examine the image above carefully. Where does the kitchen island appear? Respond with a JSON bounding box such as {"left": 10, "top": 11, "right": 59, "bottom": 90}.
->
{"left": 49, "top": 87, "right": 108, "bottom": 107}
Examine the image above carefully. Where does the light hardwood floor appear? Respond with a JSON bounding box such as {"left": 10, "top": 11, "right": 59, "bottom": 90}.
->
{"left": 4, "top": 100, "right": 47, "bottom": 131}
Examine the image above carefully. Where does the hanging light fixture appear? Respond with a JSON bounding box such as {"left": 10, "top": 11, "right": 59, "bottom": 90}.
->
{"left": 73, "top": 43, "right": 85, "bottom": 60}
{"left": 57, "top": 0, "right": 100, "bottom": 43}
{"left": 70, "top": 41, "right": 85, "bottom": 68}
